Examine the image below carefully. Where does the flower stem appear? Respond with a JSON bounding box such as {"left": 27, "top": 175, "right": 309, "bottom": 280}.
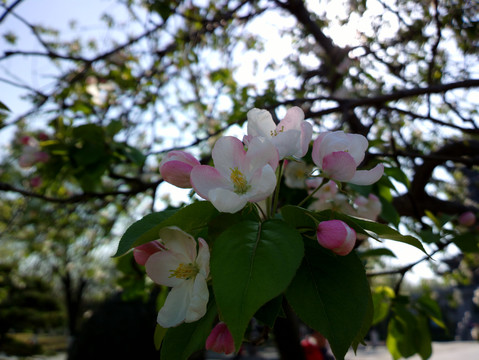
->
{"left": 297, "top": 177, "right": 329, "bottom": 208}
{"left": 271, "top": 160, "right": 284, "bottom": 216}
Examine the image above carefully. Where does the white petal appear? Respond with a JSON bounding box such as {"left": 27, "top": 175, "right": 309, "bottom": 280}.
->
{"left": 349, "top": 164, "right": 384, "bottom": 185}
{"left": 247, "top": 108, "right": 276, "bottom": 138}
{"left": 196, "top": 238, "right": 210, "bottom": 278}
{"left": 185, "top": 273, "right": 209, "bottom": 323}
{"left": 244, "top": 136, "right": 279, "bottom": 173}
{"left": 208, "top": 187, "right": 248, "bottom": 213}
{"left": 145, "top": 250, "right": 188, "bottom": 288}
{"left": 271, "top": 130, "right": 301, "bottom": 159}
{"left": 212, "top": 136, "right": 246, "bottom": 177}
{"left": 159, "top": 227, "right": 197, "bottom": 262}
{"left": 157, "top": 281, "right": 192, "bottom": 327}
{"left": 247, "top": 165, "right": 277, "bottom": 202}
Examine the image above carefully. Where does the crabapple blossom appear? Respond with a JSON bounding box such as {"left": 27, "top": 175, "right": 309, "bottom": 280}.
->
{"left": 160, "top": 150, "right": 201, "bottom": 188}
{"left": 133, "top": 240, "right": 165, "bottom": 266}
{"left": 459, "top": 211, "right": 476, "bottom": 227}
{"left": 306, "top": 179, "right": 355, "bottom": 214}
{"left": 245, "top": 106, "right": 313, "bottom": 159}
{"left": 205, "top": 322, "right": 235, "bottom": 355}
{"left": 312, "top": 131, "right": 384, "bottom": 185}
{"left": 355, "top": 194, "right": 382, "bottom": 221}
{"left": 316, "top": 220, "right": 356, "bottom": 256}
{"left": 284, "top": 160, "right": 312, "bottom": 189}
{"left": 143, "top": 227, "right": 210, "bottom": 328}
{"left": 19, "top": 147, "right": 50, "bottom": 168}
{"left": 190, "top": 136, "right": 278, "bottom": 213}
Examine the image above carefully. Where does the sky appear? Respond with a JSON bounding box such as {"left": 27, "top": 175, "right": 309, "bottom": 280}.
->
{"left": 0, "top": 0, "right": 452, "bottom": 284}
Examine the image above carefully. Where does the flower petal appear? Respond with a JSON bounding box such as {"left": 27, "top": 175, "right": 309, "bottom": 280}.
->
{"left": 272, "top": 129, "right": 301, "bottom": 159}
{"left": 349, "top": 163, "right": 384, "bottom": 185}
{"left": 300, "top": 121, "right": 313, "bottom": 157}
{"left": 277, "top": 106, "right": 304, "bottom": 132}
{"left": 145, "top": 250, "right": 188, "bottom": 288}
{"left": 247, "top": 108, "right": 276, "bottom": 138}
{"left": 212, "top": 136, "right": 246, "bottom": 177}
{"left": 185, "top": 273, "right": 209, "bottom": 323}
{"left": 191, "top": 165, "right": 231, "bottom": 200}
{"left": 322, "top": 151, "right": 357, "bottom": 181}
{"left": 196, "top": 238, "right": 210, "bottom": 278}
{"left": 157, "top": 280, "right": 192, "bottom": 327}
{"left": 244, "top": 136, "right": 279, "bottom": 172}
{"left": 247, "top": 165, "right": 277, "bottom": 203}
{"left": 208, "top": 187, "right": 248, "bottom": 213}
{"left": 311, "top": 132, "right": 330, "bottom": 167}
{"left": 159, "top": 227, "right": 197, "bottom": 261}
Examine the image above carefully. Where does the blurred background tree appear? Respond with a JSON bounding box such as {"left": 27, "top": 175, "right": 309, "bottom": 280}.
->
{"left": 0, "top": 0, "right": 478, "bottom": 358}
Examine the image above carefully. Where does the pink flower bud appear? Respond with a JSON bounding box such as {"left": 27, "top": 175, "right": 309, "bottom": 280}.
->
{"left": 133, "top": 240, "right": 165, "bottom": 266}
{"left": 30, "top": 176, "right": 43, "bottom": 188}
{"left": 459, "top": 211, "right": 476, "bottom": 227}
{"left": 34, "top": 151, "right": 50, "bottom": 163}
{"left": 160, "top": 151, "right": 201, "bottom": 188}
{"left": 205, "top": 322, "right": 235, "bottom": 355}
{"left": 37, "top": 132, "right": 49, "bottom": 141}
{"left": 20, "top": 136, "right": 32, "bottom": 145}
{"left": 316, "top": 220, "right": 356, "bottom": 256}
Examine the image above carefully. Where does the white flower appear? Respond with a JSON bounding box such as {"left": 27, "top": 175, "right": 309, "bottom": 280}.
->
{"left": 145, "top": 227, "right": 210, "bottom": 327}
{"left": 190, "top": 136, "right": 278, "bottom": 213}
{"left": 245, "top": 107, "right": 313, "bottom": 159}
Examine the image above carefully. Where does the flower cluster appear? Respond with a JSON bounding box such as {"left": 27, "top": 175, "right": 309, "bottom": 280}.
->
{"left": 135, "top": 107, "right": 385, "bottom": 355}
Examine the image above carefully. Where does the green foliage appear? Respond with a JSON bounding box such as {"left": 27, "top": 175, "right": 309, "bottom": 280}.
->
{"left": 286, "top": 240, "right": 373, "bottom": 360}
{"left": 211, "top": 219, "right": 303, "bottom": 347}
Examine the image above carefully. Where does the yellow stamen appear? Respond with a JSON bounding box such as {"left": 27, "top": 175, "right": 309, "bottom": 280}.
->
{"left": 230, "top": 167, "right": 250, "bottom": 194}
{"left": 169, "top": 263, "right": 199, "bottom": 280}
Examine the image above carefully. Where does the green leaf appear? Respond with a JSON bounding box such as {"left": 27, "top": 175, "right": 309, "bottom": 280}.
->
{"left": 359, "top": 248, "right": 397, "bottom": 259}
{"left": 386, "top": 302, "right": 432, "bottom": 360}
{"left": 453, "top": 232, "right": 479, "bottom": 253}
{"left": 114, "top": 210, "right": 177, "bottom": 257}
{"left": 160, "top": 298, "right": 217, "bottom": 360}
{"left": 114, "top": 201, "right": 219, "bottom": 257}
{"left": 154, "top": 324, "right": 168, "bottom": 350}
{"left": 211, "top": 219, "right": 304, "bottom": 347}
{"left": 281, "top": 205, "right": 427, "bottom": 256}
{"left": 372, "top": 286, "right": 395, "bottom": 325}
{"left": 286, "top": 241, "right": 373, "bottom": 360}
{"left": 417, "top": 295, "right": 446, "bottom": 329}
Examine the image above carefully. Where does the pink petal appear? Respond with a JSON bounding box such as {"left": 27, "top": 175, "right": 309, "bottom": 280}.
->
{"left": 300, "top": 121, "right": 313, "bottom": 157}
{"left": 206, "top": 322, "right": 235, "bottom": 354}
{"left": 349, "top": 164, "right": 384, "bottom": 185}
{"left": 311, "top": 132, "right": 330, "bottom": 166}
{"left": 133, "top": 240, "right": 164, "bottom": 266}
{"left": 277, "top": 106, "right": 304, "bottom": 132}
{"left": 160, "top": 161, "right": 195, "bottom": 188}
{"left": 322, "top": 151, "right": 357, "bottom": 181}
{"left": 190, "top": 165, "right": 231, "bottom": 200}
